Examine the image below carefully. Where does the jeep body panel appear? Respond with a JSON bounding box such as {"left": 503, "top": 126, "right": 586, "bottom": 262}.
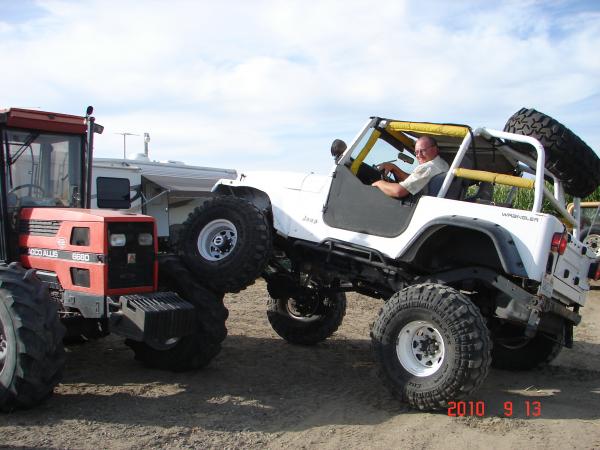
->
{"left": 214, "top": 172, "right": 567, "bottom": 282}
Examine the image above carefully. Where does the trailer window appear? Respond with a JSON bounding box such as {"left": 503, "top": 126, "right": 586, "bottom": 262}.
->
{"left": 3, "top": 130, "right": 83, "bottom": 208}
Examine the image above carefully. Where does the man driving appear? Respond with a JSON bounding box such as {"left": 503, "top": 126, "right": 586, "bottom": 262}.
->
{"left": 372, "top": 136, "right": 449, "bottom": 198}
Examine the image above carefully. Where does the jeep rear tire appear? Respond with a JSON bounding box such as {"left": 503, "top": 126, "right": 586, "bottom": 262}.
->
{"left": 0, "top": 263, "right": 65, "bottom": 411}
{"left": 267, "top": 285, "right": 346, "bottom": 345}
{"left": 371, "top": 283, "right": 491, "bottom": 411}
{"left": 179, "top": 196, "right": 272, "bottom": 294}
{"left": 503, "top": 108, "right": 600, "bottom": 198}
{"left": 491, "top": 322, "right": 562, "bottom": 370}
{"left": 125, "top": 255, "right": 228, "bottom": 371}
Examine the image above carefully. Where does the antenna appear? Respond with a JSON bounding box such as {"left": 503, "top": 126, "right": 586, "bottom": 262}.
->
{"left": 115, "top": 132, "right": 139, "bottom": 158}
{"left": 143, "top": 132, "right": 151, "bottom": 157}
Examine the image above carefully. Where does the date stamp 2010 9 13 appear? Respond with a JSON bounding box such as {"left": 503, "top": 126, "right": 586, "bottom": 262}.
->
{"left": 447, "top": 400, "right": 542, "bottom": 417}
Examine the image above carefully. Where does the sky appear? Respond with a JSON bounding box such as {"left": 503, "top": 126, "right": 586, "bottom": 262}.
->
{"left": 1, "top": 0, "right": 599, "bottom": 175}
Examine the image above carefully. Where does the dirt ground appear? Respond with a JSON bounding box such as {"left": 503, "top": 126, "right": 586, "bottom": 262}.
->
{"left": 1, "top": 281, "right": 599, "bottom": 450}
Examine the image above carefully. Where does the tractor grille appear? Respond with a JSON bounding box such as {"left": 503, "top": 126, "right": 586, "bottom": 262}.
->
{"left": 107, "top": 222, "right": 155, "bottom": 289}
{"left": 19, "top": 220, "right": 61, "bottom": 236}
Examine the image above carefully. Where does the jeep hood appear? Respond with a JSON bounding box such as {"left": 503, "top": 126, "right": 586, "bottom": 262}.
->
{"left": 220, "top": 170, "right": 330, "bottom": 193}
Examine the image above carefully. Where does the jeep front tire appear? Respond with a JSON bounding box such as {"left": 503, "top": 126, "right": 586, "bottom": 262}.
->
{"left": 179, "top": 196, "right": 272, "bottom": 293}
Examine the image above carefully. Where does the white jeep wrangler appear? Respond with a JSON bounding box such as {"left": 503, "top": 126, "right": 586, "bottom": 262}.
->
{"left": 178, "top": 108, "right": 600, "bottom": 410}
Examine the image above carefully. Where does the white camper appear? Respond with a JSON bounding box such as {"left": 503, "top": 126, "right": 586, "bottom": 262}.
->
{"left": 92, "top": 153, "right": 236, "bottom": 247}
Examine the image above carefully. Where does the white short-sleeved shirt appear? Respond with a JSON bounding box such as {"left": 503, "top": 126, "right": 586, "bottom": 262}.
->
{"left": 399, "top": 156, "right": 450, "bottom": 195}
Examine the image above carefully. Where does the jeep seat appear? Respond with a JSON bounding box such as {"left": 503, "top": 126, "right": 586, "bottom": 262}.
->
{"left": 425, "top": 172, "right": 468, "bottom": 200}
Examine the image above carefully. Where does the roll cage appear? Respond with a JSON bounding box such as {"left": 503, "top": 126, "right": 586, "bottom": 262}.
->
{"left": 335, "top": 117, "right": 584, "bottom": 238}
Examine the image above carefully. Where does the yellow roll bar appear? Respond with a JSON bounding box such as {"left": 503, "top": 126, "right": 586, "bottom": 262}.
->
{"left": 454, "top": 168, "right": 534, "bottom": 189}
{"left": 386, "top": 121, "right": 470, "bottom": 138}
{"left": 350, "top": 129, "right": 381, "bottom": 175}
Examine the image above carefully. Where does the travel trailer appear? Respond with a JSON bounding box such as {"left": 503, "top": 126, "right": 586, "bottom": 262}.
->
{"left": 92, "top": 153, "right": 236, "bottom": 249}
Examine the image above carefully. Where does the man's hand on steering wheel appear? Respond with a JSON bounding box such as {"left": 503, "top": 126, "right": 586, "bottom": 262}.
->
{"left": 376, "top": 162, "right": 399, "bottom": 183}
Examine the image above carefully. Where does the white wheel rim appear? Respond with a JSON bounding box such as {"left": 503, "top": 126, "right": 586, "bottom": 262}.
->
{"left": 584, "top": 233, "right": 600, "bottom": 257}
{"left": 197, "top": 219, "right": 238, "bottom": 261}
{"left": 396, "top": 320, "right": 445, "bottom": 377}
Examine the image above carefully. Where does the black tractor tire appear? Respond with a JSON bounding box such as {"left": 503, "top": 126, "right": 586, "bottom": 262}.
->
{"left": 266, "top": 282, "right": 346, "bottom": 345}
{"left": 491, "top": 322, "right": 562, "bottom": 370}
{"left": 581, "top": 225, "right": 600, "bottom": 258}
{"left": 125, "top": 255, "right": 228, "bottom": 371}
{"left": 0, "top": 263, "right": 65, "bottom": 412}
{"left": 503, "top": 107, "right": 600, "bottom": 198}
{"left": 371, "top": 283, "right": 491, "bottom": 411}
{"left": 179, "top": 196, "right": 272, "bottom": 294}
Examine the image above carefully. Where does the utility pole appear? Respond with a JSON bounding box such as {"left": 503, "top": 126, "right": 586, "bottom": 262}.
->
{"left": 115, "top": 132, "right": 139, "bottom": 158}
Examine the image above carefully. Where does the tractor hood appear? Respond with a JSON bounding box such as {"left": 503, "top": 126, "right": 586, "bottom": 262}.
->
{"left": 20, "top": 207, "right": 154, "bottom": 223}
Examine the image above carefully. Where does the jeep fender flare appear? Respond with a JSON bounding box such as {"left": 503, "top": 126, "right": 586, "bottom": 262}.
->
{"left": 399, "top": 216, "right": 528, "bottom": 278}
{"left": 213, "top": 184, "right": 274, "bottom": 225}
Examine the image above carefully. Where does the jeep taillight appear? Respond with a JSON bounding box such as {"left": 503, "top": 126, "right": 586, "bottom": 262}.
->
{"left": 551, "top": 232, "right": 568, "bottom": 255}
{"left": 588, "top": 262, "right": 600, "bottom": 280}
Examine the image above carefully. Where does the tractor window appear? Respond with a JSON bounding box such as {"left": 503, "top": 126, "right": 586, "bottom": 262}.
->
{"left": 4, "top": 130, "right": 83, "bottom": 208}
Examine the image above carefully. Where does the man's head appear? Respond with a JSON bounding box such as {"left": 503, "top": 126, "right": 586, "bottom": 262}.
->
{"left": 414, "top": 136, "right": 439, "bottom": 164}
{"left": 331, "top": 139, "right": 347, "bottom": 162}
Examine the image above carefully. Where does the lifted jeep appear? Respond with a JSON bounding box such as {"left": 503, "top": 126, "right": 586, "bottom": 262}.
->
{"left": 178, "top": 108, "right": 600, "bottom": 410}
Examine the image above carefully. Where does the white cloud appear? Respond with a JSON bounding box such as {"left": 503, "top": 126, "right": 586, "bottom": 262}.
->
{"left": 1, "top": 0, "right": 598, "bottom": 174}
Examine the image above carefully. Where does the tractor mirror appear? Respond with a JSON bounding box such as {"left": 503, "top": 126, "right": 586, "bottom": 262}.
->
{"left": 96, "top": 177, "right": 131, "bottom": 209}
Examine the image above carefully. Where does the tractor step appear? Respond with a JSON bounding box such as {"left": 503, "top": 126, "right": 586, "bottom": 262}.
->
{"left": 111, "top": 292, "right": 196, "bottom": 342}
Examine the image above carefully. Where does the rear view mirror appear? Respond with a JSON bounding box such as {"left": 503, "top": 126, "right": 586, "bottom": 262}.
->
{"left": 97, "top": 177, "right": 131, "bottom": 209}
{"left": 397, "top": 152, "right": 415, "bottom": 164}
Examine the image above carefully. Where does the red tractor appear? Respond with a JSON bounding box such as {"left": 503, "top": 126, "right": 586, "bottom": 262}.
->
{"left": 0, "top": 107, "right": 227, "bottom": 411}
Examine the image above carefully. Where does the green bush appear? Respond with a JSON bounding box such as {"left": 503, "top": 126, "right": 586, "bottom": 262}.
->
{"left": 492, "top": 183, "right": 600, "bottom": 213}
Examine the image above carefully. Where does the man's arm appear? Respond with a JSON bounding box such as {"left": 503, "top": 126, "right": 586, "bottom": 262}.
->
{"left": 371, "top": 180, "right": 411, "bottom": 198}
{"left": 378, "top": 162, "right": 409, "bottom": 181}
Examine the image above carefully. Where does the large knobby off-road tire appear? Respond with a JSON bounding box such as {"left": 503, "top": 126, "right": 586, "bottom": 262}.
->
{"left": 0, "top": 263, "right": 65, "bottom": 412}
{"left": 491, "top": 321, "right": 562, "bottom": 370}
{"left": 582, "top": 225, "right": 600, "bottom": 258}
{"left": 266, "top": 277, "right": 346, "bottom": 345}
{"left": 179, "top": 196, "right": 272, "bottom": 294}
{"left": 371, "top": 283, "right": 491, "bottom": 411}
{"left": 125, "top": 255, "right": 228, "bottom": 371}
{"left": 503, "top": 108, "right": 600, "bottom": 198}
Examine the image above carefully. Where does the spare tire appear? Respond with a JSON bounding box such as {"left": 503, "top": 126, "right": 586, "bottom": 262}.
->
{"left": 503, "top": 108, "right": 600, "bottom": 198}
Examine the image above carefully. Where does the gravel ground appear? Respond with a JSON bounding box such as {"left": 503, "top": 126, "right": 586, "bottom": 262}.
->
{"left": 1, "top": 280, "right": 599, "bottom": 449}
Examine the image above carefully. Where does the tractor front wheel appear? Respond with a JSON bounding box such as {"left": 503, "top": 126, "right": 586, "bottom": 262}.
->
{"left": 125, "top": 255, "right": 228, "bottom": 371}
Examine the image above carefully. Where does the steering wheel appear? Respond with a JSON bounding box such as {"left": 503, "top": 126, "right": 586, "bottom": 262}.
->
{"left": 8, "top": 183, "right": 48, "bottom": 197}
{"left": 376, "top": 165, "right": 398, "bottom": 183}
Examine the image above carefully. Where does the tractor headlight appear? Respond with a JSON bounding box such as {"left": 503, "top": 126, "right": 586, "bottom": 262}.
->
{"left": 110, "top": 233, "right": 126, "bottom": 247}
{"left": 137, "top": 233, "right": 153, "bottom": 246}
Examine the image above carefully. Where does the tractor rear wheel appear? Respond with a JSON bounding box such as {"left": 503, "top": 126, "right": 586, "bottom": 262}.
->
{"left": 0, "top": 263, "right": 65, "bottom": 411}
{"left": 125, "top": 255, "right": 228, "bottom": 371}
